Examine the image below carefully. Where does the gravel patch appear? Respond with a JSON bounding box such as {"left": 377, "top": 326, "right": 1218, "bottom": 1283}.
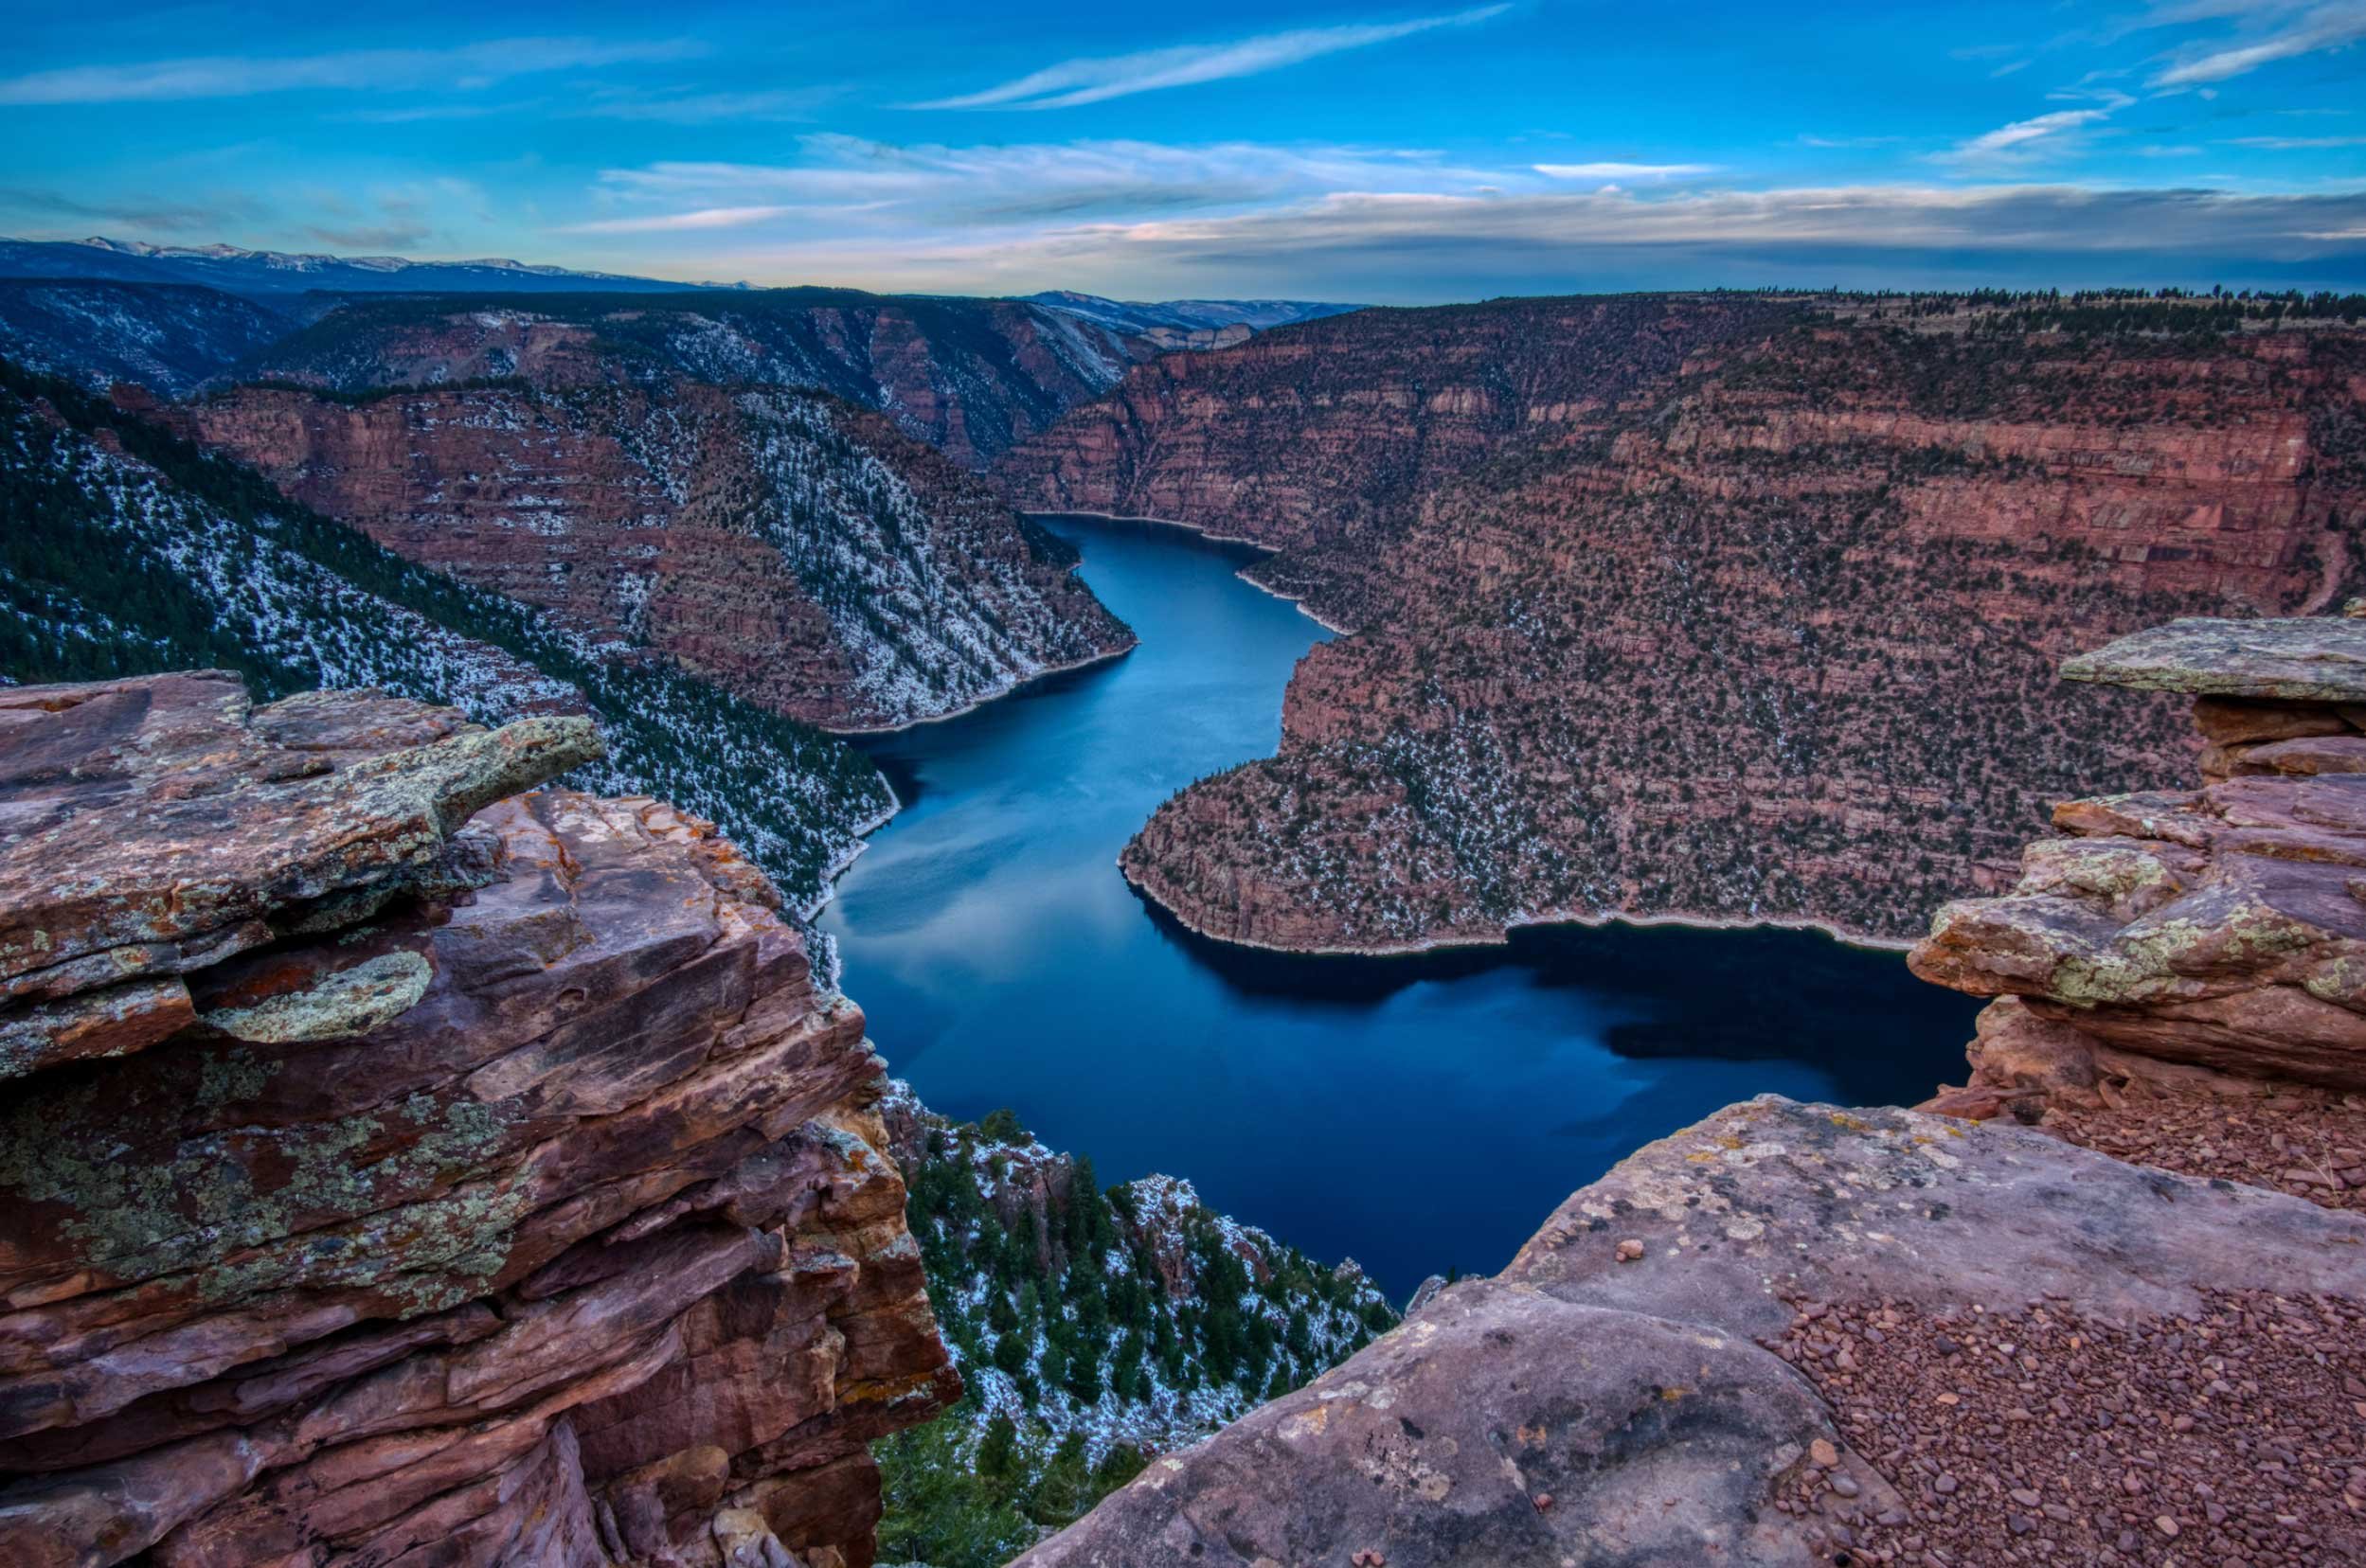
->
{"left": 1766, "top": 1290, "right": 2366, "bottom": 1566}
{"left": 2041, "top": 1085, "right": 2366, "bottom": 1216}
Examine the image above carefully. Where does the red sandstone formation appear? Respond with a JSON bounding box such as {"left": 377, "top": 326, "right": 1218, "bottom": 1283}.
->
{"left": 152, "top": 371, "right": 1132, "bottom": 732}
{"left": 1913, "top": 616, "right": 2366, "bottom": 1201}
{"left": 0, "top": 672, "right": 955, "bottom": 1567}
{"left": 1013, "top": 299, "right": 2366, "bottom": 950}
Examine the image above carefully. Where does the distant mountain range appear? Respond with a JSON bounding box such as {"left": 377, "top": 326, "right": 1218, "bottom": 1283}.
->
{"left": 0, "top": 237, "right": 1358, "bottom": 335}
{"left": 0, "top": 235, "right": 729, "bottom": 296}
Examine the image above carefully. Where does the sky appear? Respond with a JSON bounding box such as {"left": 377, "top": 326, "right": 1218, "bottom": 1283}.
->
{"left": 3, "top": 0, "right": 2365, "bottom": 303}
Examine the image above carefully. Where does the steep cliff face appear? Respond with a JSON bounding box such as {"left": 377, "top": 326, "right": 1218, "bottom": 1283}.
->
{"left": 157, "top": 372, "right": 1133, "bottom": 733}
{"left": 1, "top": 363, "right": 892, "bottom": 911}
{"left": 1088, "top": 303, "right": 2366, "bottom": 951}
{"left": 0, "top": 672, "right": 956, "bottom": 1568}
{"left": 1023, "top": 617, "right": 2366, "bottom": 1568}
{"left": 992, "top": 294, "right": 1783, "bottom": 551}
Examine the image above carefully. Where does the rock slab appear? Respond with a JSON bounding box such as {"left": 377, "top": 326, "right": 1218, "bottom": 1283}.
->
{"left": 0, "top": 673, "right": 955, "bottom": 1568}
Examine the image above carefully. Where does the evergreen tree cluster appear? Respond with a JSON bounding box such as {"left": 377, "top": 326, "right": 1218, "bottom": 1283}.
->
{"left": 875, "top": 1095, "right": 1396, "bottom": 1566}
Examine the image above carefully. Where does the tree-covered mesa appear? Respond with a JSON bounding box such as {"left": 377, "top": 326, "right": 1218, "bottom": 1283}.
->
{"left": 0, "top": 355, "right": 888, "bottom": 914}
{"left": 875, "top": 1092, "right": 1397, "bottom": 1566}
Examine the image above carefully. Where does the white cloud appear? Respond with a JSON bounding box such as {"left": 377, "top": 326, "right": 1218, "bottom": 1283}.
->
{"left": 649, "top": 182, "right": 2366, "bottom": 300}
{"left": 1533, "top": 162, "right": 1717, "bottom": 180}
{"left": 565, "top": 205, "right": 805, "bottom": 235}
{"left": 2147, "top": 1, "right": 2366, "bottom": 85}
{"left": 2225, "top": 134, "right": 2366, "bottom": 147}
{"left": 906, "top": 6, "right": 1511, "bottom": 111}
{"left": 0, "top": 37, "right": 701, "bottom": 105}
{"left": 583, "top": 136, "right": 1516, "bottom": 231}
{"left": 1937, "top": 108, "right": 2114, "bottom": 167}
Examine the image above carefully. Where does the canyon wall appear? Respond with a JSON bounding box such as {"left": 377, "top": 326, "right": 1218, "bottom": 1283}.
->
{"left": 1044, "top": 301, "right": 2366, "bottom": 949}
{"left": 156, "top": 369, "right": 1133, "bottom": 733}
{"left": 1022, "top": 616, "right": 2366, "bottom": 1568}
{"left": 0, "top": 672, "right": 956, "bottom": 1567}
{"left": 2, "top": 365, "right": 893, "bottom": 909}
{"left": 241, "top": 293, "right": 1246, "bottom": 472}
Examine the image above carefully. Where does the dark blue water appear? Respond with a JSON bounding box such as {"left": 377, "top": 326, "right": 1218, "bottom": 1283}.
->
{"left": 821, "top": 516, "right": 1978, "bottom": 1296}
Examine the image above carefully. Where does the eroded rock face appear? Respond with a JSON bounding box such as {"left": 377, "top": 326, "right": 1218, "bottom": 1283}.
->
{"left": 1019, "top": 1096, "right": 2366, "bottom": 1567}
{"left": 1061, "top": 302, "right": 2366, "bottom": 952}
{"left": 0, "top": 673, "right": 955, "bottom": 1567}
{"left": 151, "top": 375, "right": 1132, "bottom": 733}
{"left": 1914, "top": 616, "right": 2366, "bottom": 1102}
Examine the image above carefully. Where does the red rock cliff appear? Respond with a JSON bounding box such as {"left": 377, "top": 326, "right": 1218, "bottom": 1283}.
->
{"left": 0, "top": 672, "right": 957, "bottom": 1567}
{"left": 1063, "top": 302, "right": 2366, "bottom": 950}
{"left": 153, "top": 373, "right": 1132, "bottom": 732}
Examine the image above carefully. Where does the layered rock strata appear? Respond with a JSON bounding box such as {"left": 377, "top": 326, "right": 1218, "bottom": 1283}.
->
{"left": 1912, "top": 615, "right": 2366, "bottom": 1205}
{"left": 152, "top": 375, "right": 1132, "bottom": 732}
{"left": 1051, "top": 300, "right": 2366, "bottom": 951}
{"left": 0, "top": 672, "right": 955, "bottom": 1567}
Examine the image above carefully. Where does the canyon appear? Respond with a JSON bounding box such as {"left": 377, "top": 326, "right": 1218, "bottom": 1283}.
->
{"left": 996, "top": 296, "right": 2366, "bottom": 953}
{"left": 1024, "top": 616, "right": 2366, "bottom": 1567}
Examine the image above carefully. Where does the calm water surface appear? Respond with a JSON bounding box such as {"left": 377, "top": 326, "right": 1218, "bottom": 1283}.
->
{"left": 820, "top": 516, "right": 1978, "bottom": 1295}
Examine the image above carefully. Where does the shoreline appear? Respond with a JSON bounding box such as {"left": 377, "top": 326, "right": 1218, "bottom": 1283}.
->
{"left": 822, "top": 634, "right": 1141, "bottom": 739}
{"left": 802, "top": 639, "right": 1134, "bottom": 914}
{"left": 1120, "top": 861, "right": 1915, "bottom": 959}
{"left": 1031, "top": 509, "right": 1359, "bottom": 635}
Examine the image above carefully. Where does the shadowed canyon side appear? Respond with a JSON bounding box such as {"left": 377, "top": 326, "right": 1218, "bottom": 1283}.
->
{"left": 150, "top": 363, "right": 1134, "bottom": 734}
{"left": 1019, "top": 618, "right": 2366, "bottom": 1568}
{"left": 0, "top": 674, "right": 957, "bottom": 1568}
{"left": 994, "top": 296, "right": 2366, "bottom": 950}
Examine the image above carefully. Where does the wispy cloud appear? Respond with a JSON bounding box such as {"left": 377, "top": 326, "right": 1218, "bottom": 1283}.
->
{"left": 2224, "top": 133, "right": 2366, "bottom": 146}
{"left": 906, "top": 6, "right": 1511, "bottom": 111}
{"left": 582, "top": 135, "right": 1517, "bottom": 232}
{"left": 0, "top": 37, "right": 701, "bottom": 105}
{"left": 0, "top": 184, "right": 266, "bottom": 233}
{"left": 565, "top": 205, "right": 808, "bottom": 234}
{"left": 570, "top": 86, "right": 841, "bottom": 123}
{"left": 2145, "top": 1, "right": 2366, "bottom": 86}
{"left": 1533, "top": 162, "right": 1717, "bottom": 180}
{"left": 663, "top": 183, "right": 2366, "bottom": 300}
{"left": 1937, "top": 108, "right": 2115, "bottom": 167}
{"left": 303, "top": 223, "right": 430, "bottom": 251}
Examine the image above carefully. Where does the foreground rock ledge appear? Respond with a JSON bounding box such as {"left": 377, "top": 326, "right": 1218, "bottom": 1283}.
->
{"left": 1017, "top": 1096, "right": 2366, "bottom": 1566}
{"left": 0, "top": 673, "right": 955, "bottom": 1568}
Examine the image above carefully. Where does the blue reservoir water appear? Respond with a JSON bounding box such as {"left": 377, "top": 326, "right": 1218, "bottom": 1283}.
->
{"left": 820, "top": 515, "right": 1978, "bottom": 1296}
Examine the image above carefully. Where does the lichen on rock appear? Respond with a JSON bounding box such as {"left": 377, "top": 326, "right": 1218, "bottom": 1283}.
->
{"left": 0, "top": 673, "right": 955, "bottom": 1568}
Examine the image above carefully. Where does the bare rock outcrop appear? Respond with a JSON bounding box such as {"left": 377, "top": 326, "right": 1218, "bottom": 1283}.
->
{"left": 0, "top": 672, "right": 956, "bottom": 1567}
{"left": 1017, "top": 1096, "right": 2366, "bottom": 1566}
{"left": 1911, "top": 615, "right": 2366, "bottom": 1213}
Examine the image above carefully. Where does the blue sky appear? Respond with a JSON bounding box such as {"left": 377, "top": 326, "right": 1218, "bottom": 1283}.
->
{"left": 4, "top": 0, "right": 2365, "bottom": 302}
